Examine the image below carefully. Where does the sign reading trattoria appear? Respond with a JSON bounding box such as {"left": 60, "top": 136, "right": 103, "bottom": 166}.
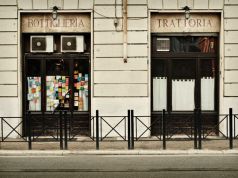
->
{"left": 151, "top": 13, "right": 220, "bottom": 33}
{"left": 21, "top": 13, "right": 91, "bottom": 33}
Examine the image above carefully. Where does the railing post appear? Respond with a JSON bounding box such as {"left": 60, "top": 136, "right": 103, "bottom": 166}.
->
{"left": 229, "top": 108, "right": 233, "bottom": 149}
{"left": 59, "top": 111, "right": 63, "bottom": 150}
{"left": 28, "top": 111, "right": 32, "bottom": 150}
{"left": 131, "top": 110, "right": 134, "bottom": 150}
{"left": 96, "top": 110, "right": 99, "bottom": 150}
{"left": 64, "top": 111, "right": 68, "bottom": 150}
{"left": 128, "top": 110, "right": 131, "bottom": 149}
{"left": 162, "top": 109, "right": 166, "bottom": 150}
{"left": 194, "top": 108, "right": 198, "bottom": 149}
{"left": 1, "top": 117, "right": 3, "bottom": 142}
{"left": 198, "top": 108, "right": 202, "bottom": 150}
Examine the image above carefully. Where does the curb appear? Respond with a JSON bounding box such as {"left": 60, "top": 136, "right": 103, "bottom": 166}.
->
{"left": 0, "top": 149, "right": 238, "bottom": 156}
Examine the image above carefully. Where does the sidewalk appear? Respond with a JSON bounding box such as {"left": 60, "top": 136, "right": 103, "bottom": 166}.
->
{"left": 0, "top": 139, "right": 238, "bottom": 156}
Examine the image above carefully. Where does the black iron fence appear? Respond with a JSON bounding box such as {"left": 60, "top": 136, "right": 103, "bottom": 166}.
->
{"left": 0, "top": 108, "right": 237, "bottom": 150}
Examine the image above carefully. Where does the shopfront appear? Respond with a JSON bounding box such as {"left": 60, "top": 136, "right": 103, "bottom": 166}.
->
{"left": 21, "top": 13, "right": 91, "bottom": 136}
{"left": 1, "top": 0, "right": 238, "bottom": 140}
{"left": 151, "top": 13, "right": 220, "bottom": 135}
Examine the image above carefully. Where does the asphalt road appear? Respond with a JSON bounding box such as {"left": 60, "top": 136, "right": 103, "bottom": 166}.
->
{"left": 0, "top": 155, "right": 238, "bottom": 178}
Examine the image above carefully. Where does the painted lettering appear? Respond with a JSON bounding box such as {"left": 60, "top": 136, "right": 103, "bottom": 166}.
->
{"left": 28, "top": 18, "right": 34, "bottom": 27}
{"left": 155, "top": 17, "right": 215, "bottom": 29}
{"left": 163, "top": 19, "right": 168, "bottom": 27}
{"left": 207, "top": 19, "right": 212, "bottom": 27}
{"left": 197, "top": 19, "right": 202, "bottom": 27}
{"left": 188, "top": 19, "right": 196, "bottom": 27}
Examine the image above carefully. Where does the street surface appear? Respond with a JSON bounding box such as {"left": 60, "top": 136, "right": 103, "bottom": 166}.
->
{"left": 0, "top": 155, "right": 238, "bottom": 178}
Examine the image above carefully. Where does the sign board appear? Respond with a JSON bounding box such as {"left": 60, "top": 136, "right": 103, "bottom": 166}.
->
{"left": 151, "top": 13, "right": 220, "bottom": 33}
{"left": 21, "top": 13, "right": 91, "bottom": 33}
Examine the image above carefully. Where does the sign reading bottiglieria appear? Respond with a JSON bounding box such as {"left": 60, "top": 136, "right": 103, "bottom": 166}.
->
{"left": 21, "top": 13, "right": 91, "bottom": 33}
{"left": 151, "top": 13, "right": 220, "bottom": 33}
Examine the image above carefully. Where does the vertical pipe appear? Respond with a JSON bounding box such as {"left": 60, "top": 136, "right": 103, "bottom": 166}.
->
{"left": 28, "top": 111, "right": 32, "bottom": 150}
{"left": 198, "top": 108, "right": 202, "bottom": 149}
{"left": 194, "top": 109, "right": 197, "bottom": 149}
{"left": 64, "top": 111, "right": 68, "bottom": 150}
{"left": 96, "top": 110, "right": 99, "bottom": 150}
{"left": 123, "top": 0, "right": 128, "bottom": 63}
{"left": 162, "top": 109, "right": 166, "bottom": 150}
{"left": 131, "top": 110, "right": 134, "bottom": 150}
{"left": 59, "top": 111, "right": 63, "bottom": 150}
{"left": 128, "top": 110, "right": 131, "bottom": 149}
{"left": 229, "top": 108, "right": 233, "bottom": 149}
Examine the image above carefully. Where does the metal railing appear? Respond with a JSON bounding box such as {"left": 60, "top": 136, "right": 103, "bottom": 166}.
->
{"left": 0, "top": 108, "right": 237, "bottom": 150}
{"left": 0, "top": 117, "right": 26, "bottom": 142}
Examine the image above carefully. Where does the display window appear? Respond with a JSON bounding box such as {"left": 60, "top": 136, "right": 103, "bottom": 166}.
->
{"left": 152, "top": 35, "right": 218, "bottom": 112}
{"left": 24, "top": 56, "right": 89, "bottom": 113}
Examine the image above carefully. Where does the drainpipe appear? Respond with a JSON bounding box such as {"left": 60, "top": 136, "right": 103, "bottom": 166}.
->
{"left": 123, "top": 0, "right": 128, "bottom": 63}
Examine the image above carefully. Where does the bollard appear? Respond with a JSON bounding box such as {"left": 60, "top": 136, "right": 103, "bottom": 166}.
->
{"left": 194, "top": 109, "right": 198, "bottom": 149}
{"left": 64, "top": 111, "right": 68, "bottom": 150}
{"left": 128, "top": 110, "right": 131, "bottom": 149}
{"left": 28, "top": 111, "right": 32, "bottom": 150}
{"left": 131, "top": 110, "right": 134, "bottom": 150}
{"left": 96, "top": 110, "right": 99, "bottom": 150}
{"left": 162, "top": 109, "right": 166, "bottom": 150}
{"left": 59, "top": 111, "right": 63, "bottom": 150}
{"left": 197, "top": 108, "right": 202, "bottom": 150}
{"left": 229, "top": 108, "right": 233, "bottom": 149}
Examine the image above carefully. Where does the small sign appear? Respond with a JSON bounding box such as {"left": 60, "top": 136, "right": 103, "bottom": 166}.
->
{"left": 151, "top": 13, "right": 220, "bottom": 33}
{"left": 21, "top": 13, "right": 91, "bottom": 33}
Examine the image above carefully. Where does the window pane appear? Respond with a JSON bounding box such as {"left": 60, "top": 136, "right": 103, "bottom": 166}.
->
{"left": 46, "top": 59, "right": 70, "bottom": 111}
{"left": 201, "top": 59, "right": 216, "bottom": 77}
{"left": 27, "top": 77, "right": 41, "bottom": 111}
{"left": 153, "top": 77, "right": 167, "bottom": 111}
{"left": 201, "top": 58, "right": 215, "bottom": 110}
{"left": 46, "top": 59, "right": 69, "bottom": 76}
{"left": 172, "top": 79, "right": 195, "bottom": 111}
{"left": 46, "top": 76, "right": 70, "bottom": 111}
{"left": 172, "top": 59, "right": 196, "bottom": 79}
{"left": 201, "top": 77, "right": 214, "bottom": 110}
{"left": 73, "top": 60, "right": 89, "bottom": 111}
{"left": 157, "top": 38, "right": 170, "bottom": 51}
{"left": 26, "top": 60, "right": 41, "bottom": 111}
{"left": 152, "top": 59, "right": 167, "bottom": 111}
{"left": 157, "top": 36, "right": 217, "bottom": 53}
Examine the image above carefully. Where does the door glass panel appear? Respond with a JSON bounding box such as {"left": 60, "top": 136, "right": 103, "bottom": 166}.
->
{"left": 46, "top": 59, "right": 70, "bottom": 111}
{"left": 73, "top": 60, "right": 89, "bottom": 111}
{"left": 172, "top": 59, "right": 195, "bottom": 111}
{"left": 26, "top": 60, "right": 41, "bottom": 111}
{"left": 201, "top": 59, "right": 215, "bottom": 110}
{"left": 152, "top": 59, "right": 167, "bottom": 111}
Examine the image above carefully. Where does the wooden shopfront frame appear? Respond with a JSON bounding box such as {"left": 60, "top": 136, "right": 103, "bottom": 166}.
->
{"left": 20, "top": 11, "right": 92, "bottom": 136}
{"left": 150, "top": 12, "right": 221, "bottom": 135}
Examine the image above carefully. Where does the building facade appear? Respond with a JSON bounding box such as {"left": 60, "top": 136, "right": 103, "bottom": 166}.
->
{"left": 0, "top": 0, "right": 238, "bottom": 138}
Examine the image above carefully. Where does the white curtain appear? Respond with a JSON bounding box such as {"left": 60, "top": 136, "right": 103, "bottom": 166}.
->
{"left": 201, "top": 77, "right": 214, "bottom": 110}
{"left": 153, "top": 77, "right": 167, "bottom": 111}
{"left": 172, "top": 79, "right": 195, "bottom": 111}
